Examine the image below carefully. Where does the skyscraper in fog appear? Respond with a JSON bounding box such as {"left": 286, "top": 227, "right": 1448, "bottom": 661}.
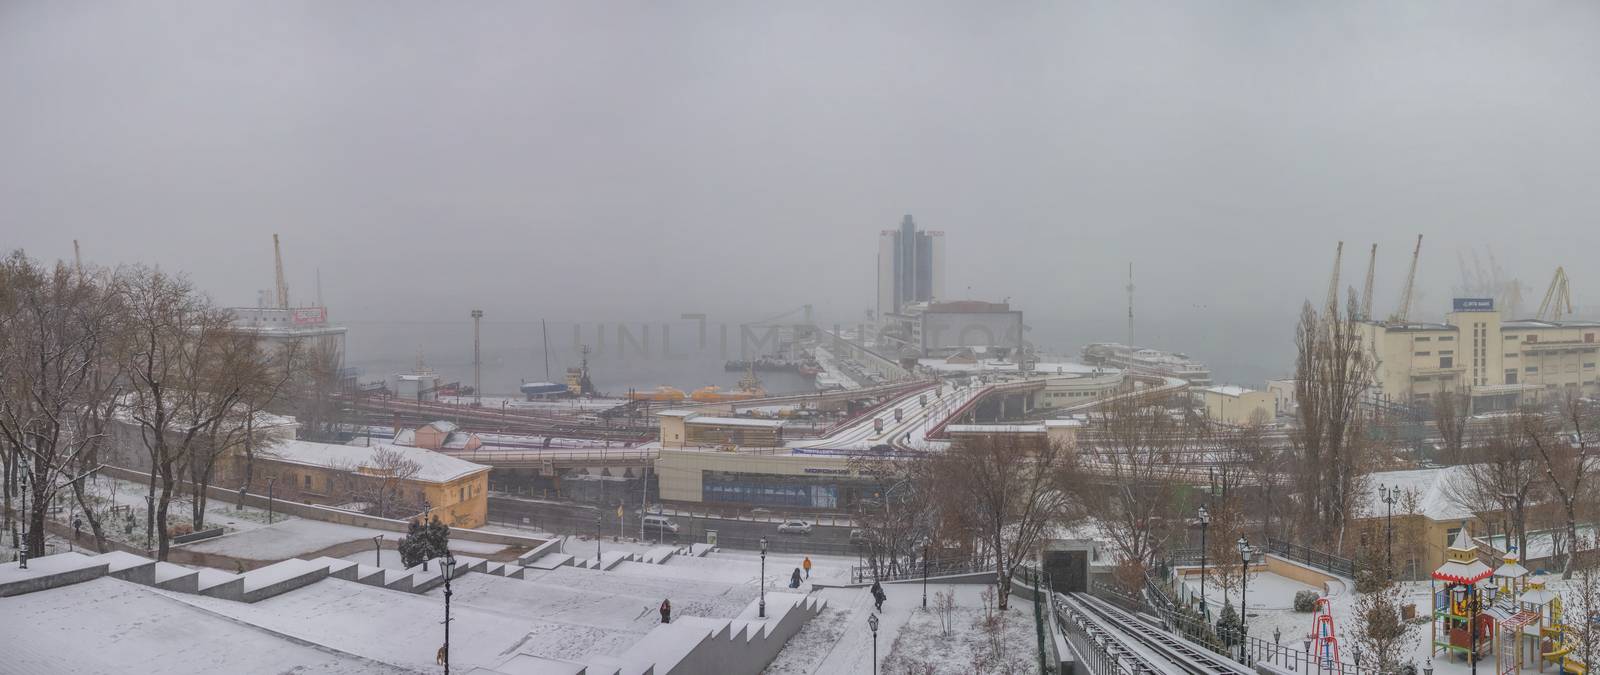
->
{"left": 876, "top": 215, "right": 944, "bottom": 321}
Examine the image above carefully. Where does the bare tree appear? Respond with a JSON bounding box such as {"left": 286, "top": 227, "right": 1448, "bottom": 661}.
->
{"left": 921, "top": 432, "right": 1071, "bottom": 611}
{"left": 1432, "top": 389, "right": 1471, "bottom": 465}
{"left": 1526, "top": 394, "right": 1600, "bottom": 579}
{"left": 0, "top": 252, "right": 120, "bottom": 558}
{"left": 1292, "top": 292, "right": 1377, "bottom": 545}
{"left": 1341, "top": 579, "right": 1422, "bottom": 673}
{"left": 354, "top": 446, "right": 422, "bottom": 519}
{"left": 1564, "top": 537, "right": 1600, "bottom": 672}
{"left": 1080, "top": 394, "right": 1186, "bottom": 572}
{"left": 120, "top": 267, "right": 250, "bottom": 559}
{"left": 1444, "top": 413, "right": 1542, "bottom": 561}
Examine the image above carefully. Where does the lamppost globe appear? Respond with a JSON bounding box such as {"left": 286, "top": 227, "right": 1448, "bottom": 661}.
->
{"left": 1197, "top": 505, "right": 1209, "bottom": 525}
{"left": 1237, "top": 536, "right": 1249, "bottom": 560}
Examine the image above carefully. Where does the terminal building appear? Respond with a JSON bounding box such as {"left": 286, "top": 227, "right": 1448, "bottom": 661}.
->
{"left": 1359, "top": 298, "right": 1600, "bottom": 412}
{"left": 876, "top": 215, "right": 945, "bottom": 324}
{"left": 1081, "top": 343, "right": 1212, "bottom": 387}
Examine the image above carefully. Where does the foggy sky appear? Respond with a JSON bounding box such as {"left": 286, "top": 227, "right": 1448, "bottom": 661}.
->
{"left": 5, "top": 2, "right": 1600, "bottom": 385}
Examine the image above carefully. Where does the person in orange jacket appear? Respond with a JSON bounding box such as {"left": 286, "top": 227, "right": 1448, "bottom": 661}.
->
{"left": 802, "top": 556, "right": 812, "bottom": 578}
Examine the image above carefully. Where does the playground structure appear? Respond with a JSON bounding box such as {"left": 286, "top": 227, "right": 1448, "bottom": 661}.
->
{"left": 1430, "top": 530, "right": 1584, "bottom": 674}
{"left": 1308, "top": 596, "right": 1341, "bottom": 667}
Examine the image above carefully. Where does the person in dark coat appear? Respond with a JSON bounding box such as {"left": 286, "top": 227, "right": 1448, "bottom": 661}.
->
{"left": 870, "top": 580, "right": 885, "bottom": 611}
{"left": 660, "top": 598, "right": 671, "bottom": 624}
{"left": 790, "top": 567, "right": 803, "bottom": 588}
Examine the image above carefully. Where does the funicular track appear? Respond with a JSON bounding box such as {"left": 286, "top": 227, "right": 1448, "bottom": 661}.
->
{"left": 1060, "top": 592, "right": 1251, "bottom": 675}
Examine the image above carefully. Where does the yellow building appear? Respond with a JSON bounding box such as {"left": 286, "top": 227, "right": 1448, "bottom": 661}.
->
{"left": 1360, "top": 298, "right": 1600, "bottom": 411}
{"left": 1197, "top": 385, "right": 1275, "bottom": 426}
{"left": 1355, "top": 466, "right": 1493, "bottom": 581}
{"left": 248, "top": 439, "right": 491, "bottom": 528}
{"left": 657, "top": 410, "right": 788, "bottom": 449}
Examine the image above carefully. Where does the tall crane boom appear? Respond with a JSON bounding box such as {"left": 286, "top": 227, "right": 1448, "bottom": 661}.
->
{"left": 1360, "top": 243, "right": 1377, "bottom": 321}
{"left": 1537, "top": 267, "right": 1573, "bottom": 322}
{"left": 1325, "top": 242, "right": 1344, "bottom": 317}
{"left": 1394, "top": 234, "right": 1422, "bottom": 323}
{"left": 273, "top": 234, "right": 290, "bottom": 310}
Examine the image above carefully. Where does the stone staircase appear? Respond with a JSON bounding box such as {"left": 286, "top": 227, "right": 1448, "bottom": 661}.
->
{"left": 0, "top": 550, "right": 510, "bottom": 603}
{"left": 470, "top": 592, "right": 827, "bottom": 675}
{"left": 532, "top": 542, "right": 717, "bottom": 571}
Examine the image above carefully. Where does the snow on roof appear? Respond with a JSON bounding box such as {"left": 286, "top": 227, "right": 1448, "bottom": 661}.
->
{"left": 1200, "top": 385, "right": 1256, "bottom": 397}
{"left": 1363, "top": 466, "right": 1478, "bottom": 522}
{"left": 688, "top": 416, "right": 786, "bottom": 429}
{"left": 261, "top": 439, "right": 488, "bottom": 483}
{"left": 657, "top": 409, "right": 699, "bottom": 418}
{"left": 1433, "top": 558, "right": 1494, "bottom": 584}
{"left": 947, "top": 424, "right": 1047, "bottom": 434}
{"left": 424, "top": 421, "right": 459, "bottom": 433}
{"left": 1045, "top": 419, "right": 1085, "bottom": 428}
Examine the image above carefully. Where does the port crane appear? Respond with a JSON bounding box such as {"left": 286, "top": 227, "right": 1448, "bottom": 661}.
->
{"left": 1536, "top": 266, "right": 1574, "bottom": 322}
{"left": 1391, "top": 234, "right": 1422, "bottom": 323}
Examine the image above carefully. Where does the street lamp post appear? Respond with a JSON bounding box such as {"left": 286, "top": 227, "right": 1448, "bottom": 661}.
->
{"left": 72, "top": 515, "right": 83, "bottom": 552}
{"left": 373, "top": 535, "right": 383, "bottom": 566}
{"left": 17, "top": 465, "right": 28, "bottom": 569}
{"left": 1380, "top": 483, "right": 1399, "bottom": 581}
{"left": 922, "top": 539, "right": 930, "bottom": 608}
{"left": 868, "top": 612, "right": 880, "bottom": 675}
{"left": 1237, "top": 536, "right": 1251, "bottom": 664}
{"left": 595, "top": 514, "right": 602, "bottom": 564}
{"left": 441, "top": 552, "right": 457, "bottom": 674}
{"left": 759, "top": 537, "right": 768, "bottom": 618}
{"left": 144, "top": 493, "right": 154, "bottom": 549}
{"left": 1198, "top": 505, "right": 1210, "bottom": 619}
{"left": 265, "top": 477, "right": 276, "bottom": 525}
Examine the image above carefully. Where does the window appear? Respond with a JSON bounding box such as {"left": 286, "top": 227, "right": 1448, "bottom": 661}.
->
{"left": 1445, "top": 527, "right": 1461, "bottom": 549}
{"left": 1586, "top": 363, "right": 1596, "bottom": 370}
{"left": 1415, "top": 351, "right": 1431, "bottom": 357}
{"left": 1439, "top": 356, "right": 1453, "bottom": 369}
{"left": 1416, "top": 337, "right": 1432, "bottom": 342}
{"left": 1587, "top": 333, "right": 1595, "bottom": 343}
{"left": 1505, "top": 353, "right": 1518, "bottom": 359}
{"left": 1439, "top": 336, "right": 1455, "bottom": 342}
{"left": 1506, "top": 370, "right": 1518, "bottom": 385}
{"left": 1506, "top": 334, "right": 1520, "bottom": 340}
{"left": 1529, "top": 335, "right": 1539, "bottom": 343}
{"left": 1526, "top": 366, "right": 1538, "bottom": 373}
{"left": 460, "top": 487, "right": 465, "bottom": 501}
{"left": 1439, "top": 350, "right": 1454, "bottom": 356}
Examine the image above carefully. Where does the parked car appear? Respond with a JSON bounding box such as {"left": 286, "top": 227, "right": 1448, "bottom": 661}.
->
{"left": 777, "top": 520, "right": 813, "bottom": 535}
{"left": 848, "top": 528, "right": 870, "bottom": 546}
{"left": 642, "top": 515, "right": 680, "bottom": 534}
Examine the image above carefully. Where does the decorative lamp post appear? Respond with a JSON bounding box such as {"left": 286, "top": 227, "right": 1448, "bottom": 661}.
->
{"left": 441, "top": 552, "right": 457, "bottom": 674}
{"left": 1381, "top": 483, "right": 1400, "bottom": 581}
{"left": 1237, "top": 536, "right": 1250, "bottom": 664}
{"left": 17, "top": 464, "right": 28, "bottom": 569}
{"left": 373, "top": 535, "right": 383, "bottom": 566}
{"left": 759, "top": 536, "right": 769, "bottom": 618}
{"left": 1198, "top": 505, "right": 1210, "bottom": 619}
{"left": 922, "top": 538, "right": 930, "bottom": 608}
{"left": 868, "top": 612, "right": 880, "bottom": 675}
{"left": 72, "top": 515, "right": 83, "bottom": 552}
{"left": 144, "top": 493, "right": 154, "bottom": 548}
{"left": 265, "top": 477, "right": 276, "bottom": 525}
{"left": 595, "top": 514, "right": 602, "bottom": 564}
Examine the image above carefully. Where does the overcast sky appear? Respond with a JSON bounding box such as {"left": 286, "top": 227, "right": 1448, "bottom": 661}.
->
{"left": 4, "top": 2, "right": 1600, "bottom": 383}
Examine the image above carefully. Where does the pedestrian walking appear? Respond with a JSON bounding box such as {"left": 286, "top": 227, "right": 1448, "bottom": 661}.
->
{"left": 802, "top": 556, "right": 812, "bottom": 579}
{"left": 790, "top": 567, "right": 803, "bottom": 588}
{"left": 660, "top": 598, "right": 671, "bottom": 624}
{"left": 870, "top": 580, "right": 885, "bottom": 611}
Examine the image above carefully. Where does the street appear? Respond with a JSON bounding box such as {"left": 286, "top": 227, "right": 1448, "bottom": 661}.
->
{"left": 487, "top": 495, "right": 861, "bottom": 556}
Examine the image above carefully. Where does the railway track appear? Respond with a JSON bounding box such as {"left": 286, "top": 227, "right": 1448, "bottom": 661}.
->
{"left": 1059, "top": 592, "right": 1251, "bottom": 675}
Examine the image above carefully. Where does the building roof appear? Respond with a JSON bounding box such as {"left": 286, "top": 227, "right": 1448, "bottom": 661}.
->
{"left": 423, "top": 421, "right": 458, "bottom": 434}
{"left": 687, "top": 416, "right": 786, "bottom": 429}
{"left": 947, "top": 424, "right": 1047, "bottom": 434}
{"left": 262, "top": 439, "right": 488, "bottom": 484}
{"left": 1200, "top": 385, "right": 1256, "bottom": 397}
{"left": 1363, "top": 466, "right": 1478, "bottom": 522}
{"left": 657, "top": 410, "right": 699, "bottom": 418}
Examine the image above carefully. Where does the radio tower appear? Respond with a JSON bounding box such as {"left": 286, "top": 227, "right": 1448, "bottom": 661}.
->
{"left": 272, "top": 234, "right": 290, "bottom": 309}
{"left": 471, "top": 309, "right": 484, "bottom": 408}
{"left": 1125, "top": 262, "right": 1135, "bottom": 345}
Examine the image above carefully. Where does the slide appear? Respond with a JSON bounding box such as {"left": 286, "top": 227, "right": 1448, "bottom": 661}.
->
{"left": 1544, "top": 641, "right": 1586, "bottom": 675}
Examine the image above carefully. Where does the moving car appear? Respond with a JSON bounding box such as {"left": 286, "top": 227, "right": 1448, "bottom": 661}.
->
{"left": 642, "top": 515, "right": 680, "bottom": 534}
{"left": 777, "top": 520, "right": 813, "bottom": 535}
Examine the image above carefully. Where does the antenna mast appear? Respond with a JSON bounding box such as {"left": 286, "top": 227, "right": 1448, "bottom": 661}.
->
{"left": 1360, "top": 244, "right": 1377, "bottom": 321}
{"left": 1125, "top": 262, "right": 1134, "bottom": 345}
{"left": 471, "top": 309, "right": 484, "bottom": 408}
{"left": 1325, "top": 241, "right": 1344, "bottom": 317}
{"left": 272, "top": 234, "right": 290, "bottom": 309}
{"left": 73, "top": 240, "right": 82, "bottom": 273}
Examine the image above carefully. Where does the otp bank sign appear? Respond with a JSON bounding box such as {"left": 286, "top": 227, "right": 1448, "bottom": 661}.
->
{"left": 1452, "top": 298, "right": 1494, "bottom": 312}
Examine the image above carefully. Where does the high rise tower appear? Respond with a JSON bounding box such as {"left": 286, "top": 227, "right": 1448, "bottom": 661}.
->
{"left": 876, "top": 215, "right": 944, "bottom": 322}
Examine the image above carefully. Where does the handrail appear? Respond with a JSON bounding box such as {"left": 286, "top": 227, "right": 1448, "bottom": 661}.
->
{"left": 1265, "top": 537, "right": 1357, "bottom": 578}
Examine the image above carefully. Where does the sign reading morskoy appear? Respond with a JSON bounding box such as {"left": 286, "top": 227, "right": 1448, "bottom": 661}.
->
{"left": 1452, "top": 298, "right": 1494, "bottom": 312}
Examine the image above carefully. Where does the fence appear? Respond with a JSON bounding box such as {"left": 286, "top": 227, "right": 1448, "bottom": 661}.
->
{"left": 1266, "top": 538, "right": 1357, "bottom": 578}
{"left": 848, "top": 555, "right": 995, "bottom": 584}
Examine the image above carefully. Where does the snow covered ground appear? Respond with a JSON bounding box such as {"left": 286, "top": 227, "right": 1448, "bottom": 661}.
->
{"left": 182, "top": 518, "right": 509, "bottom": 560}
{"left": 766, "top": 582, "right": 1039, "bottom": 674}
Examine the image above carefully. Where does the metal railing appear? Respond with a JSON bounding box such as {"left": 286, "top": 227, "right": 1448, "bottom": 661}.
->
{"left": 1266, "top": 538, "right": 1357, "bottom": 578}
{"left": 848, "top": 555, "right": 994, "bottom": 584}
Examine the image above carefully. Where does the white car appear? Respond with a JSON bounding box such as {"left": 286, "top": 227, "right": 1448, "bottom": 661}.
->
{"left": 777, "top": 520, "right": 813, "bottom": 535}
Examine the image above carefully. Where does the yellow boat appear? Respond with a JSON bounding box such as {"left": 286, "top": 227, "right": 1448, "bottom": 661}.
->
{"left": 627, "top": 386, "right": 686, "bottom": 402}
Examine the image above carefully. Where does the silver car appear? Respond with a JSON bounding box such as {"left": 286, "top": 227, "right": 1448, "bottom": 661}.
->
{"left": 777, "top": 520, "right": 813, "bottom": 535}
